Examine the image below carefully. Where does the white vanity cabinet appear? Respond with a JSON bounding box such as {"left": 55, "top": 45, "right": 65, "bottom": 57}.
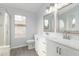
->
{"left": 47, "top": 39, "right": 60, "bottom": 56}
{"left": 35, "top": 34, "right": 79, "bottom": 56}
{"left": 38, "top": 36, "right": 47, "bottom": 56}
{"left": 35, "top": 35, "right": 47, "bottom": 56}
{"left": 60, "top": 45, "right": 79, "bottom": 56}
{"left": 35, "top": 35, "right": 39, "bottom": 54}
{"left": 47, "top": 39, "right": 79, "bottom": 56}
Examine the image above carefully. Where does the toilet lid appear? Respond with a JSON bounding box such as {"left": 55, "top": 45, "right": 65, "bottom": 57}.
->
{"left": 26, "top": 40, "right": 34, "bottom": 43}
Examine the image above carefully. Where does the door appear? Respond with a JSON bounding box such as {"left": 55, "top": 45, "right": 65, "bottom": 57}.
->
{"left": 38, "top": 36, "right": 47, "bottom": 56}
{"left": 61, "top": 45, "right": 79, "bottom": 56}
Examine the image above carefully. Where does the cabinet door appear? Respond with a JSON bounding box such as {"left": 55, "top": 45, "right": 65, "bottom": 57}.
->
{"left": 47, "top": 40, "right": 60, "bottom": 56}
{"left": 38, "top": 36, "right": 47, "bottom": 56}
{"left": 35, "top": 37, "right": 37, "bottom": 50}
{"left": 61, "top": 45, "right": 79, "bottom": 56}
{"left": 35, "top": 36, "right": 39, "bottom": 55}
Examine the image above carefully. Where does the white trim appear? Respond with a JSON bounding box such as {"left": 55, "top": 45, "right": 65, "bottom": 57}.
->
{"left": 11, "top": 44, "right": 27, "bottom": 49}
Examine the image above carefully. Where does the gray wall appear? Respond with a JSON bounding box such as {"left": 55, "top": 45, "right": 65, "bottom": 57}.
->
{"left": 0, "top": 3, "right": 49, "bottom": 48}
{"left": 36, "top": 4, "right": 49, "bottom": 33}
{"left": 0, "top": 5, "right": 38, "bottom": 48}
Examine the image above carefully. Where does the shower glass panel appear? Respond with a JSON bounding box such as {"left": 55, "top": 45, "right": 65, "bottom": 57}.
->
{"left": 4, "top": 12, "right": 10, "bottom": 46}
{"left": 0, "top": 8, "right": 10, "bottom": 47}
{"left": 0, "top": 8, "right": 4, "bottom": 46}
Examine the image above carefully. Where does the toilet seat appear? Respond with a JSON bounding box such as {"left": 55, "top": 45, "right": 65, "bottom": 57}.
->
{"left": 26, "top": 39, "right": 35, "bottom": 49}
{"left": 26, "top": 40, "right": 34, "bottom": 44}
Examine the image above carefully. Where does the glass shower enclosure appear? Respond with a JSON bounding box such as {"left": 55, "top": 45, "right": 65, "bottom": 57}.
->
{"left": 0, "top": 8, "right": 10, "bottom": 56}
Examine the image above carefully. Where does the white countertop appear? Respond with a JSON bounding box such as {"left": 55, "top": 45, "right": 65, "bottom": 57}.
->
{"left": 35, "top": 33, "right": 79, "bottom": 51}
{"left": 48, "top": 36, "right": 79, "bottom": 51}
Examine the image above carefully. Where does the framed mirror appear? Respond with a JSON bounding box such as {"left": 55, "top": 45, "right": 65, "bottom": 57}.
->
{"left": 43, "top": 13, "right": 55, "bottom": 32}
{"left": 57, "top": 4, "right": 79, "bottom": 34}
{"left": 57, "top": 14, "right": 66, "bottom": 32}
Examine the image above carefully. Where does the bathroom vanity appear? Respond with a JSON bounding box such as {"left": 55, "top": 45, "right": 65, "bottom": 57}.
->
{"left": 47, "top": 36, "right": 79, "bottom": 56}
{"left": 35, "top": 33, "right": 79, "bottom": 56}
{"left": 35, "top": 4, "right": 79, "bottom": 56}
{"left": 35, "top": 33, "right": 47, "bottom": 56}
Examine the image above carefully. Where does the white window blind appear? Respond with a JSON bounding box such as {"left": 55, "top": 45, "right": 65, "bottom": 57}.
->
{"left": 14, "top": 15, "right": 26, "bottom": 38}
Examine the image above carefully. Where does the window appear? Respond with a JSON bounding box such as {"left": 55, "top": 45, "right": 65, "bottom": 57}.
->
{"left": 14, "top": 15, "right": 26, "bottom": 38}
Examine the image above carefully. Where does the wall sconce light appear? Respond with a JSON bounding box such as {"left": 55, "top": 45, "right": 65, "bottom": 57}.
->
{"left": 45, "top": 7, "right": 50, "bottom": 14}
{"left": 72, "top": 18, "right": 76, "bottom": 28}
{"left": 44, "top": 19, "right": 49, "bottom": 27}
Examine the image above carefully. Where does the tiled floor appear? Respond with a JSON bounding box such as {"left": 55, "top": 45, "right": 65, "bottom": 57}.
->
{"left": 10, "top": 46, "right": 38, "bottom": 56}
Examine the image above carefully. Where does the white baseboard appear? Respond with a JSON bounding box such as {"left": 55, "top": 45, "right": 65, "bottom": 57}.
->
{"left": 11, "top": 44, "right": 28, "bottom": 49}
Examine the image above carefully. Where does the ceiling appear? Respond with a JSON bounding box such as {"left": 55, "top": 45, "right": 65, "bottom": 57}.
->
{"left": 0, "top": 3, "right": 45, "bottom": 13}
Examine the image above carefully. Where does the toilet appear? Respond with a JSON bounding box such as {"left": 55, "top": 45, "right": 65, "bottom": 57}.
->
{"left": 26, "top": 39, "right": 35, "bottom": 49}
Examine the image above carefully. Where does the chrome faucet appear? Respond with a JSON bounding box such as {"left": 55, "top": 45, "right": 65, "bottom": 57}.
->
{"left": 45, "top": 32, "right": 49, "bottom": 35}
{"left": 63, "top": 32, "right": 70, "bottom": 40}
